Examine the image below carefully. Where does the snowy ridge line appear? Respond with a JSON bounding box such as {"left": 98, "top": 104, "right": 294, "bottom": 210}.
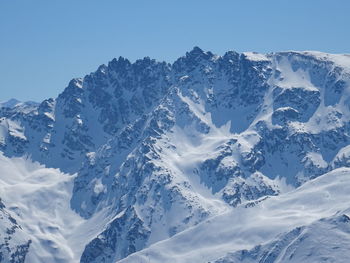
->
{"left": 1, "top": 47, "right": 350, "bottom": 262}
{"left": 120, "top": 168, "right": 350, "bottom": 263}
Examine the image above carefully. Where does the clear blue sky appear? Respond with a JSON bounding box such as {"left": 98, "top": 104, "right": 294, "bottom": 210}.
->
{"left": 1, "top": 0, "right": 350, "bottom": 102}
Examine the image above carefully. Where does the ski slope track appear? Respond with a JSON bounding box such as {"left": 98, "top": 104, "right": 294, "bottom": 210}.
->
{"left": 1, "top": 47, "right": 350, "bottom": 262}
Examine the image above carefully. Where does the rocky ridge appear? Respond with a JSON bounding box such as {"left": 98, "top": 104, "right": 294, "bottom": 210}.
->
{"left": 1, "top": 48, "right": 350, "bottom": 262}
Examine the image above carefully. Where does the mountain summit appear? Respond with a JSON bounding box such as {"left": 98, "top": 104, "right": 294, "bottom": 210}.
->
{"left": 1, "top": 48, "right": 350, "bottom": 262}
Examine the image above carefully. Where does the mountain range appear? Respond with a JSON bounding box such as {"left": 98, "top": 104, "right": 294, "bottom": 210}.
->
{"left": 1, "top": 47, "right": 350, "bottom": 262}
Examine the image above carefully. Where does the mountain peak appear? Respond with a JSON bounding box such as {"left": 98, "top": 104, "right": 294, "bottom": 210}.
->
{"left": 108, "top": 56, "right": 131, "bottom": 71}
{"left": 2, "top": 49, "right": 350, "bottom": 263}
{"left": 186, "top": 46, "right": 214, "bottom": 59}
{"left": 0, "top": 98, "right": 21, "bottom": 108}
{"left": 0, "top": 98, "right": 39, "bottom": 110}
{"left": 188, "top": 46, "right": 204, "bottom": 55}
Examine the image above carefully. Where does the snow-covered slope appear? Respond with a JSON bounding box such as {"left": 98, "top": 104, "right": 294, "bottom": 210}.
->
{"left": 213, "top": 213, "right": 350, "bottom": 263}
{"left": 120, "top": 168, "right": 350, "bottom": 262}
{"left": 1, "top": 47, "right": 350, "bottom": 262}
{"left": 0, "top": 153, "right": 115, "bottom": 263}
{"left": 0, "top": 197, "right": 31, "bottom": 263}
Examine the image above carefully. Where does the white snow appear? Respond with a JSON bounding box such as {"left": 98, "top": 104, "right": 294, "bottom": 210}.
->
{"left": 2, "top": 49, "right": 350, "bottom": 262}
{"left": 0, "top": 153, "right": 110, "bottom": 263}
{"left": 93, "top": 178, "right": 106, "bottom": 195}
{"left": 121, "top": 168, "right": 350, "bottom": 263}
{"left": 334, "top": 145, "right": 350, "bottom": 160}
{"left": 7, "top": 119, "right": 27, "bottom": 140}
{"left": 303, "top": 152, "right": 328, "bottom": 169}
{"left": 44, "top": 112, "right": 55, "bottom": 121}
{"left": 243, "top": 52, "right": 270, "bottom": 62}
{"left": 274, "top": 56, "right": 318, "bottom": 91}
{"left": 299, "top": 51, "right": 350, "bottom": 71}
{"left": 0, "top": 118, "right": 8, "bottom": 145}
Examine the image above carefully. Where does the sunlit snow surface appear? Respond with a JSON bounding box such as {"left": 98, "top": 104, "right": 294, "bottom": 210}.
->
{"left": 2, "top": 153, "right": 350, "bottom": 262}
{"left": 0, "top": 154, "right": 109, "bottom": 263}
{"left": 1, "top": 49, "right": 350, "bottom": 262}
{"left": 121, "top": 168, "right": 350, "bottom": 263}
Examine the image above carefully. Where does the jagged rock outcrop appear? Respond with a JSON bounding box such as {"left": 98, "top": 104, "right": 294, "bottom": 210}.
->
{"left": 0, "top": 199, "right": 31, "bottom": 263}
{"left": 1, "top": 48, "right": 350, "bottom": 262}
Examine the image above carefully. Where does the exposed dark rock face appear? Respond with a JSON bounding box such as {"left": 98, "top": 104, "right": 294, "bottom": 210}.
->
{"left": 1, "top": 48, "right": 350, "bottom": 262}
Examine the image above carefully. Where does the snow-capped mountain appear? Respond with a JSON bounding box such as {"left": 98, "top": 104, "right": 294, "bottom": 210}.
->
{"left": 0, "top": 99, "right": 39, "bottom": 110}
{"left": 1, "top": 47, "right": 350, "bottom": 262}
{"left": 121, "top": 168, "right": 350, "bottom": 263}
